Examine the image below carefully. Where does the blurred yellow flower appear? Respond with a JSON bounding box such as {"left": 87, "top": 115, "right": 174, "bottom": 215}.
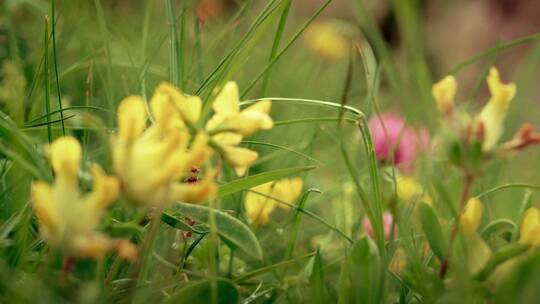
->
{"left": 205, "top": 81, "right": 273, "bottom": 176}
{"left": 396, "top": 175, "right": 431, "bottom": 205}
{"left": 152, "top": 82, "right": 202, "bottom": 126}
{"left": 459, "top": 197, "right": 491, "bottom": 274}
{"left": 31, "top": 136, "right": 134, "bottom": 259}
{"left": 476, "top": 67, "right": 516, "bottom": 151}
{"left": 244, "top": 178, "right": 303, "bottom": 226}
{"left": 304, "top": 21, "right": 350, "bottom": 60}
{"left": 112, "top": 88, "right": 215, "bottom": 208}
{"left": 432, "top": 75, "right": 457, "bottom": 115}
{"left": 460, "top": 197, "right": 484, "bottom": 234}
{"left": 519, "top": 207, "right": 540, "bottom": 247}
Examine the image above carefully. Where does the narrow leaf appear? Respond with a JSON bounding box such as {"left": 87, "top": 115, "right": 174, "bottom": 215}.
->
{"left": 172, "top": 202, "right": 263, "bottom": 261}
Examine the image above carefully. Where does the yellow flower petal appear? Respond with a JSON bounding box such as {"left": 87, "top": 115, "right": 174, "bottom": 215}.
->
{"left": 150, "top": 91, "right": 184, "bottom": 131}
{"left": 477, "top": 67, "right": 516, "bottom": 151}
{"left": 432, "top": 75, "right": 457, "bottom": 114}
{"left": 244, "top": 183, "right": 276, "bottom": 226}
{"left": 221, "top": 146, "right": 258, "bottom": 176}
{"left": 460, "top": 197, "right": 484, "bottom": 234}
{"left": 186, "top": 133, "right": 213, "bottom": 168}
{"left": 154, "top": 82, "right": 202, "bottom": 124}
{"left": 31, "top": 181, "right": 58, "bottom": 239}
{"left": 172, "top": 170, "right": 217, "bottom": 203}
{"left": 118, "top": 95, "right": 147, "bottom": 141}
{"left": 71, "top": 234, "right": 112, "bottom": 259}
{"left": 245, "top": 99, "right": 271, "bottom": 113}
{"left": 274, "top": 178, "right": 303, "bottom": 210}
{"left": 85, "top": 164, "right": 120, "bottom": 209}
{"left": 50, "top": 136, "right": 82, "bottom": 180}
{"left": 212, "top": 81, "right": 240, "bottom": 117}
{"left": 222, "top": 109, "right": 273, "bottom": 137}
{"left": 244, "top": 178, "right": 304, "bottom": 225}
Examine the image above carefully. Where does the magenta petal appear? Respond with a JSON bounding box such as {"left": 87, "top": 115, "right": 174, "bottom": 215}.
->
{"left": 367, "top": 112, "right": 430, "bottom": 173}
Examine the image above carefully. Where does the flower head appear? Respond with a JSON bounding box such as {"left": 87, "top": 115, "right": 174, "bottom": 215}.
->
{"left": 304, "top": 21, "right": 350, "bottom": 60}
{"left": 205, "top": 81, "right": 273, "bottom": 176}
{"left": 244, "top": 178, "right": 303, "bottom": 226}
{"left": 112, "top": 86, "right": 215, "bottom": 208}
{"left": 31, "top": 137, "right": 134, "bottom": 259}
{"left": 432, "top": 75, "right": 457, "bottom": 116}
{"left": 368, "top": 113, "right": 429, "bottom": 173}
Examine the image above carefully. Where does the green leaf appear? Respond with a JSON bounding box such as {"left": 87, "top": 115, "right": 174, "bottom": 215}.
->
{"left": 419, "top": 203, "right": 446, "bottom": 260}
{"left": 172, "top": 202, "right": 263, "bottom": 261}
{"left": 165, "top": 278, "right": 239, "bottom": 304}
{"left": 217, "top": 165, "right": 316, "bottom": 198}
{"left": 348, "top": 237, "right": 381, "bottom": 304}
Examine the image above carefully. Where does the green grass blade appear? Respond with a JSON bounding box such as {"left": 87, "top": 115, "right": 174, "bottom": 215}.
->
{"left": 50, "top": 0, "right": 65, "bottom": 136}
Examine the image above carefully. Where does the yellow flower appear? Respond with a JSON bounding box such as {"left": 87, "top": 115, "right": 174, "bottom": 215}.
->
{"left": 396, "top": 175, "right": 432, "bottom": 205}
{"left": 205, "top": 81, "right": 273, "bottom": 176}
{"left": 244, "top": 178, "right": 303, "bottom": 226}
{"left": 519, "top": 207, "right": 540, "bottom": 247}
{"left": 304, "top": 21, "right": 350, "bottom": 60}
{"left": 31, "top": 136, "right": 124, "bottom": 258}
{"left": 432, "top": 75, "right": 457, "bottom": 115}
{"left": 460, "top": 197, "right": 484, "bottom": 234}
{"left": 476, "top": 67, "right": 516, "bottom": 151}
{"left": 112, "top": 89, "right": 215, "bottom": 208}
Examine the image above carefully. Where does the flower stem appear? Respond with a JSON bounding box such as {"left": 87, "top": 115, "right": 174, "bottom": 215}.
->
{"left": 440, "top": 172, "right": 475, "bottom": 278}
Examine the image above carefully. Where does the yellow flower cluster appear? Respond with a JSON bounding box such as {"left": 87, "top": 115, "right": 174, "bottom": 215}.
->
{"left": 31, "top": 81, "right": 275, "bottom": 258}
{"left": 432, "top": 67, "right": 516, "bottom": 152}
{"left": 32, "top": 137, "right": 136, "bottom": 260}
{"left": 204, "top": 82, "right": 273, "bottom": 176}
{"left": 244, "top": 178, "right": 303, "bottom": 226}
{"left": 112, "top": 86, "right": 215, "bottom": 208}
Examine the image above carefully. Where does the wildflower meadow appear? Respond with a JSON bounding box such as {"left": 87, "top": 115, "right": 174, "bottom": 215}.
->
{"left": 1, "top": 0, "right": 540, "bottom": 303}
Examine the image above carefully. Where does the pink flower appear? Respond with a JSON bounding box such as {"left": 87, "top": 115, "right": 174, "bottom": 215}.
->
{"left": 368, "top": 113, "right": 429, "bottom": 173}
{"left": 362, "top": 212, "right": 397, "bottom": 241}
